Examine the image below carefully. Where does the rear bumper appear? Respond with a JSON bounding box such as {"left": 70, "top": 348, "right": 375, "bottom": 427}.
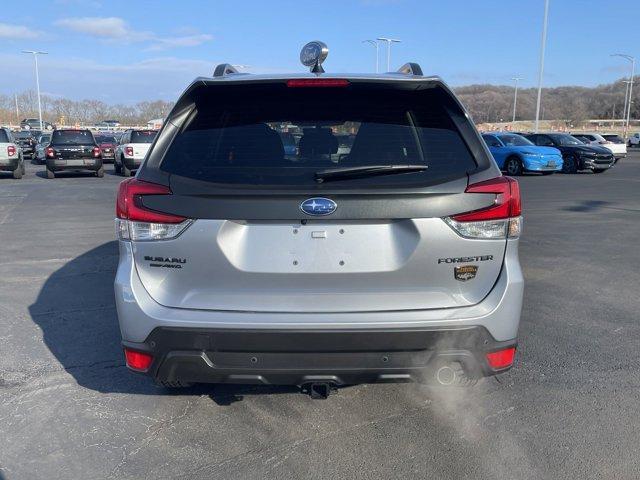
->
{"left": 46, "top": 158, "right": 103, "bottom": 171}
{"left": 122, "top": 156, "right": 142, "bottom": 169}
{"left": 115, "top": 239, "right": 523, "bottom": 385}
{"left": 124, "top": 326, "right": 516, "bottom": 385}
{"left": 0, "top": 157, "right": 20, "bottom": 171}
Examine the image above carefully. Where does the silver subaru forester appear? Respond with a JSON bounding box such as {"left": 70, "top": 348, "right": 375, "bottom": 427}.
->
{"left": 114, "top": 51, "right": 523, "bottom": 396}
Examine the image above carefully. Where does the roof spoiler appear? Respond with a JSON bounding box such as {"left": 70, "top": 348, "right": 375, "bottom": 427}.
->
{"left": 213, "top": 63, "right": 241, "bottom": 77}
{"left": 397, "top": 62, "right": 423, "bottom": 76}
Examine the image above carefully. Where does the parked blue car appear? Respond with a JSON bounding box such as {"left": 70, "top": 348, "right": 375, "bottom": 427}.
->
{"left": 482, "top": 132, "right": 563, "bottom": 175}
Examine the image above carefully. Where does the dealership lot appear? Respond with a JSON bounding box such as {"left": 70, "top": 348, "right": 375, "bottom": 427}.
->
{"left": 1, "top": 155, "right": 639, "bottom": 479}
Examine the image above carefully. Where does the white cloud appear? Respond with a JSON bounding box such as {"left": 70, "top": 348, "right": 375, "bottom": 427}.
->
{"left": 0, "top": 23, "right": 42, "bottom": 40}
{"left": 146, "top": 34, "right": 214, "bottom": 51}
{"left": 54, "top": 17, "right": 138, "bottom": 39}
{"left": 54, "top": 16, "right": 212, "bottom": 49}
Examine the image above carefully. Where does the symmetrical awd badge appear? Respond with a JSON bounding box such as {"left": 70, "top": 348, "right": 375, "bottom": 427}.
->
{"left": 454, "top": 265, "right": 478, "bottom": 282}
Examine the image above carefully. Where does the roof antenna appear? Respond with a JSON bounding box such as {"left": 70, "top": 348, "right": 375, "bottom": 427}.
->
{"left": 300, "top": 41, "right": 328, "bottom": 74}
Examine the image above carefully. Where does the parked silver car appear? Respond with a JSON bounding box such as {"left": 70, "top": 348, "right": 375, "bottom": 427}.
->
{"left": 114, "top": 56, "right": 524, "bottom": 396}
{"left": 34, "top": 133, "right": 52, "bottom": 164}
{"left": 0, "top": 127, "right": 25, "bottom": 179}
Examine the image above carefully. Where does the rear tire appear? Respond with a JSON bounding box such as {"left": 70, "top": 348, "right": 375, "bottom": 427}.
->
{"left": 12, "top": 166, "right": 23, "bottom": 179}
{"left": 46, "top": 167, "right": 55, "bottom": 179}
{"left": 505, "top": 156, "right": 523, "bottom": 176}
{"left": 562, "top": 155, "right": 577, "bottom": 174}
{"left": 21, "top": 161, "right": 26, "bottom": 176}
{"left": 114, "top": 159, "right": 122, "bottom": 174}
{"left": 95, "top": 167, "right": 105, "bottom": 178}
{"left": 123, "top": 164, "right": 132, "bottom": 177}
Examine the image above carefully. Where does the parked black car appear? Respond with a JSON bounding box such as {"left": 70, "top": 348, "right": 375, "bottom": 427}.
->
{"left": 13, "top": 131, "right": 38, "bottom": 159}
{"left": 523, "top": 133, "right": 614, "bottom": 174}
{"left": 44, "top": 129, "right": 104, "bottom": 178}
{"left": 20, "top": 118, "right": 54, "bottom": 130}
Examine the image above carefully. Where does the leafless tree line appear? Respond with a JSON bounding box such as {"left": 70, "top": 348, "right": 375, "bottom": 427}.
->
{"left": 0, "top": 76, "right": 637, "bottom": 126}
{"left": 0, "top": 91, "right": 174, "bottom": 126}
{"left": 455, "top": 76, "right": 638, "bottom": 124}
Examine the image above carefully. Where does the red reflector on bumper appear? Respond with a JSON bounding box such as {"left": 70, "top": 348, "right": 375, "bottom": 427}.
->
{"left": 124, "top": 348, "right": 153, "bottom": 371}
{"left": 486, "top": 347, "right": 516, "bottom": 369}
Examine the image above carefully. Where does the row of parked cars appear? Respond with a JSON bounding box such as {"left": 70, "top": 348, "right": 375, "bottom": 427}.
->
{"left": 481, "top": 131, "right": 625, "bottom": 175}
{"left": 0, "top": 127, "right": 157, "bottom": 179}
{"left": 0, "top": 123, "right": 630, "bottom": 180}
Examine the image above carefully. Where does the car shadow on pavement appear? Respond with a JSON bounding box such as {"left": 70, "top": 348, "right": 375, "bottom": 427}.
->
{"left": 28, "top": 241, "right": 159, "bottom": 395}
{"left": 562, "top": 200, "right": 610, "bottom": 212}
{"left": 28, "top": 241, "right": 303, "bottom": 401}
{"left": 34, "top": 170, "right": 98, "bottom": 179}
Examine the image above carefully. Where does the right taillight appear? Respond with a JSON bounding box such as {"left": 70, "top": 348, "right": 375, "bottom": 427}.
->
{"left": 125, "top": 146, "right": 134, "bottom": 157}
{"left": 444, "top": 176, "right": 522, "bottom": 240}
{"left": 115, "top": 178, "right": 192, "bottom": 241}
{"left": 7, "top": 145, "right": 16, "bottom": 156}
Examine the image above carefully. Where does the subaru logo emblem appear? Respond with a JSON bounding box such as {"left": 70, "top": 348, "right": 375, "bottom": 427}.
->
{"left": 300, "top": 197, "right": 337, "bottom": 216}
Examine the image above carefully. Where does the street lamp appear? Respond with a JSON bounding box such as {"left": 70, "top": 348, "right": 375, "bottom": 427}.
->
{"left": 511, "top": 76, "right": 523, "bottom": 123}
{"left": 611, "top": 53, "right": 635, "bottom": 138}
{"left": 362, "top": 40, "right": 379, "bottom": 73}
{"left": 376, "top": 37, "right": 401, "bottom": 72}
{"left": 622, "top": 80, "right": 632, "bottom": 127}
{"left": 534, "top": 0, "right": 550, "bottom": 133}
{"left": 22, "top": 50, "right": 48, "bottom": 131}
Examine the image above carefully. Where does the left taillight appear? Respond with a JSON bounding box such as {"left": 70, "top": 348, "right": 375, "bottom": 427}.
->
{"left": 7, "top": 145, "right": 16, "bottom": 156}
{"left": 486, "top": 346, "right": 516, "bottom": 370}
{"left": 115, "top": 178, "right": 192, "bottom": 241}
{"left": 124, "top": 348, "right": 153, "bottom": 372}
{"left": 92, "top": 146, "right": 101, "bottom": 158}
{"left": 444, "top": 176, "right": 522, "bottom": 240}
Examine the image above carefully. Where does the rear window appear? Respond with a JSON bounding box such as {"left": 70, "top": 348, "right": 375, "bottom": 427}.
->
{"left": 52, "top": 130, "right": 95, "bottom": 145}
{"left": 95, "top": 135, "right": 116, "bottom": 143}
{"left": 603, "top": 134, "right": 623, "bottom": 143}
{"left": 131, "top": 131, "right": 157, "bottom": 143}
{"left": 0, "top": 130, "right": 9, "bottom": 143}
{"left": 160, "top": 84, "right": 477, "bottom": 187}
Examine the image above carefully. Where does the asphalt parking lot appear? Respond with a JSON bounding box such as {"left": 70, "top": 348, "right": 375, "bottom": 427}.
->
{"left": 1, "top": 154, "right": 640, "bottom": 480}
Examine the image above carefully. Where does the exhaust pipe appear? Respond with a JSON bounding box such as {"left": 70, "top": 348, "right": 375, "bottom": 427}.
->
{"left": 434, "top": 361, "right": 477, "bottom": 387}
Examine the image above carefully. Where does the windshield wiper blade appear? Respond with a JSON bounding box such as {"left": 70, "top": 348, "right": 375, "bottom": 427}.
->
{"left": 314, "top": 164, "right": 428, "bottom": 183}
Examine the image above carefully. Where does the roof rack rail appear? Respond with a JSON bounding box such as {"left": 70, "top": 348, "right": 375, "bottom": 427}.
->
{"left": 213, "top": 63, "right": 240, "bottom": 77}
{"left": 397, "top": 63, "right": 423, "bottom": 76}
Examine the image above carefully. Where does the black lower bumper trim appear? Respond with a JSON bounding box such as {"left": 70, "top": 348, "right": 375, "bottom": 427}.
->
{"left": 123, "top": 326, "right": 516, "bottom": 386}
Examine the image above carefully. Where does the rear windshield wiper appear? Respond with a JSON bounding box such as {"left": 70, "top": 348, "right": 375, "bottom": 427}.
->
{"left": 314, "top": 164, "right": 428, "bottom": 183}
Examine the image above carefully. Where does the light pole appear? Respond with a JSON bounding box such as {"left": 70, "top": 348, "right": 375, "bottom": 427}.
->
{"left": 534, "top": 0, "right": 550, "bottom": 132}
{"left": 611, "top": 54, "right": 635, "bottom": 138}
{"left": 362, "top": 40, "right": 379, "bottom": 73}
{"left": 622, "top": 80, "right": 632, "bottom": 127}
{"left": 376, "top": 37, "right": 401, "bottom": 72}
{"left": 22, "top": 50, "right": 48, "bottom": 131}
{"left": 511, "top": 76, "right": 523, "bottom": 123}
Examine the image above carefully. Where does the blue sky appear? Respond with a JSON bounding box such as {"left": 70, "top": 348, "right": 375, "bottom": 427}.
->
{"left": 0, "top": 0, "right": 637, "bottom": 103}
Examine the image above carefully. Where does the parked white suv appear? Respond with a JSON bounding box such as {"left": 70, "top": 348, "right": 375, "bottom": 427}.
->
{"left": 0, "top": 128, "right": 25, "bottom": 179}
{"left": 572, "top": 132, "right": 627, "bottom": 160}
{"left": 114, "top": 129, "right": 158, "bottom": 176}
{"left": 628, "top": 132, "right": 640, "bottom": 147}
